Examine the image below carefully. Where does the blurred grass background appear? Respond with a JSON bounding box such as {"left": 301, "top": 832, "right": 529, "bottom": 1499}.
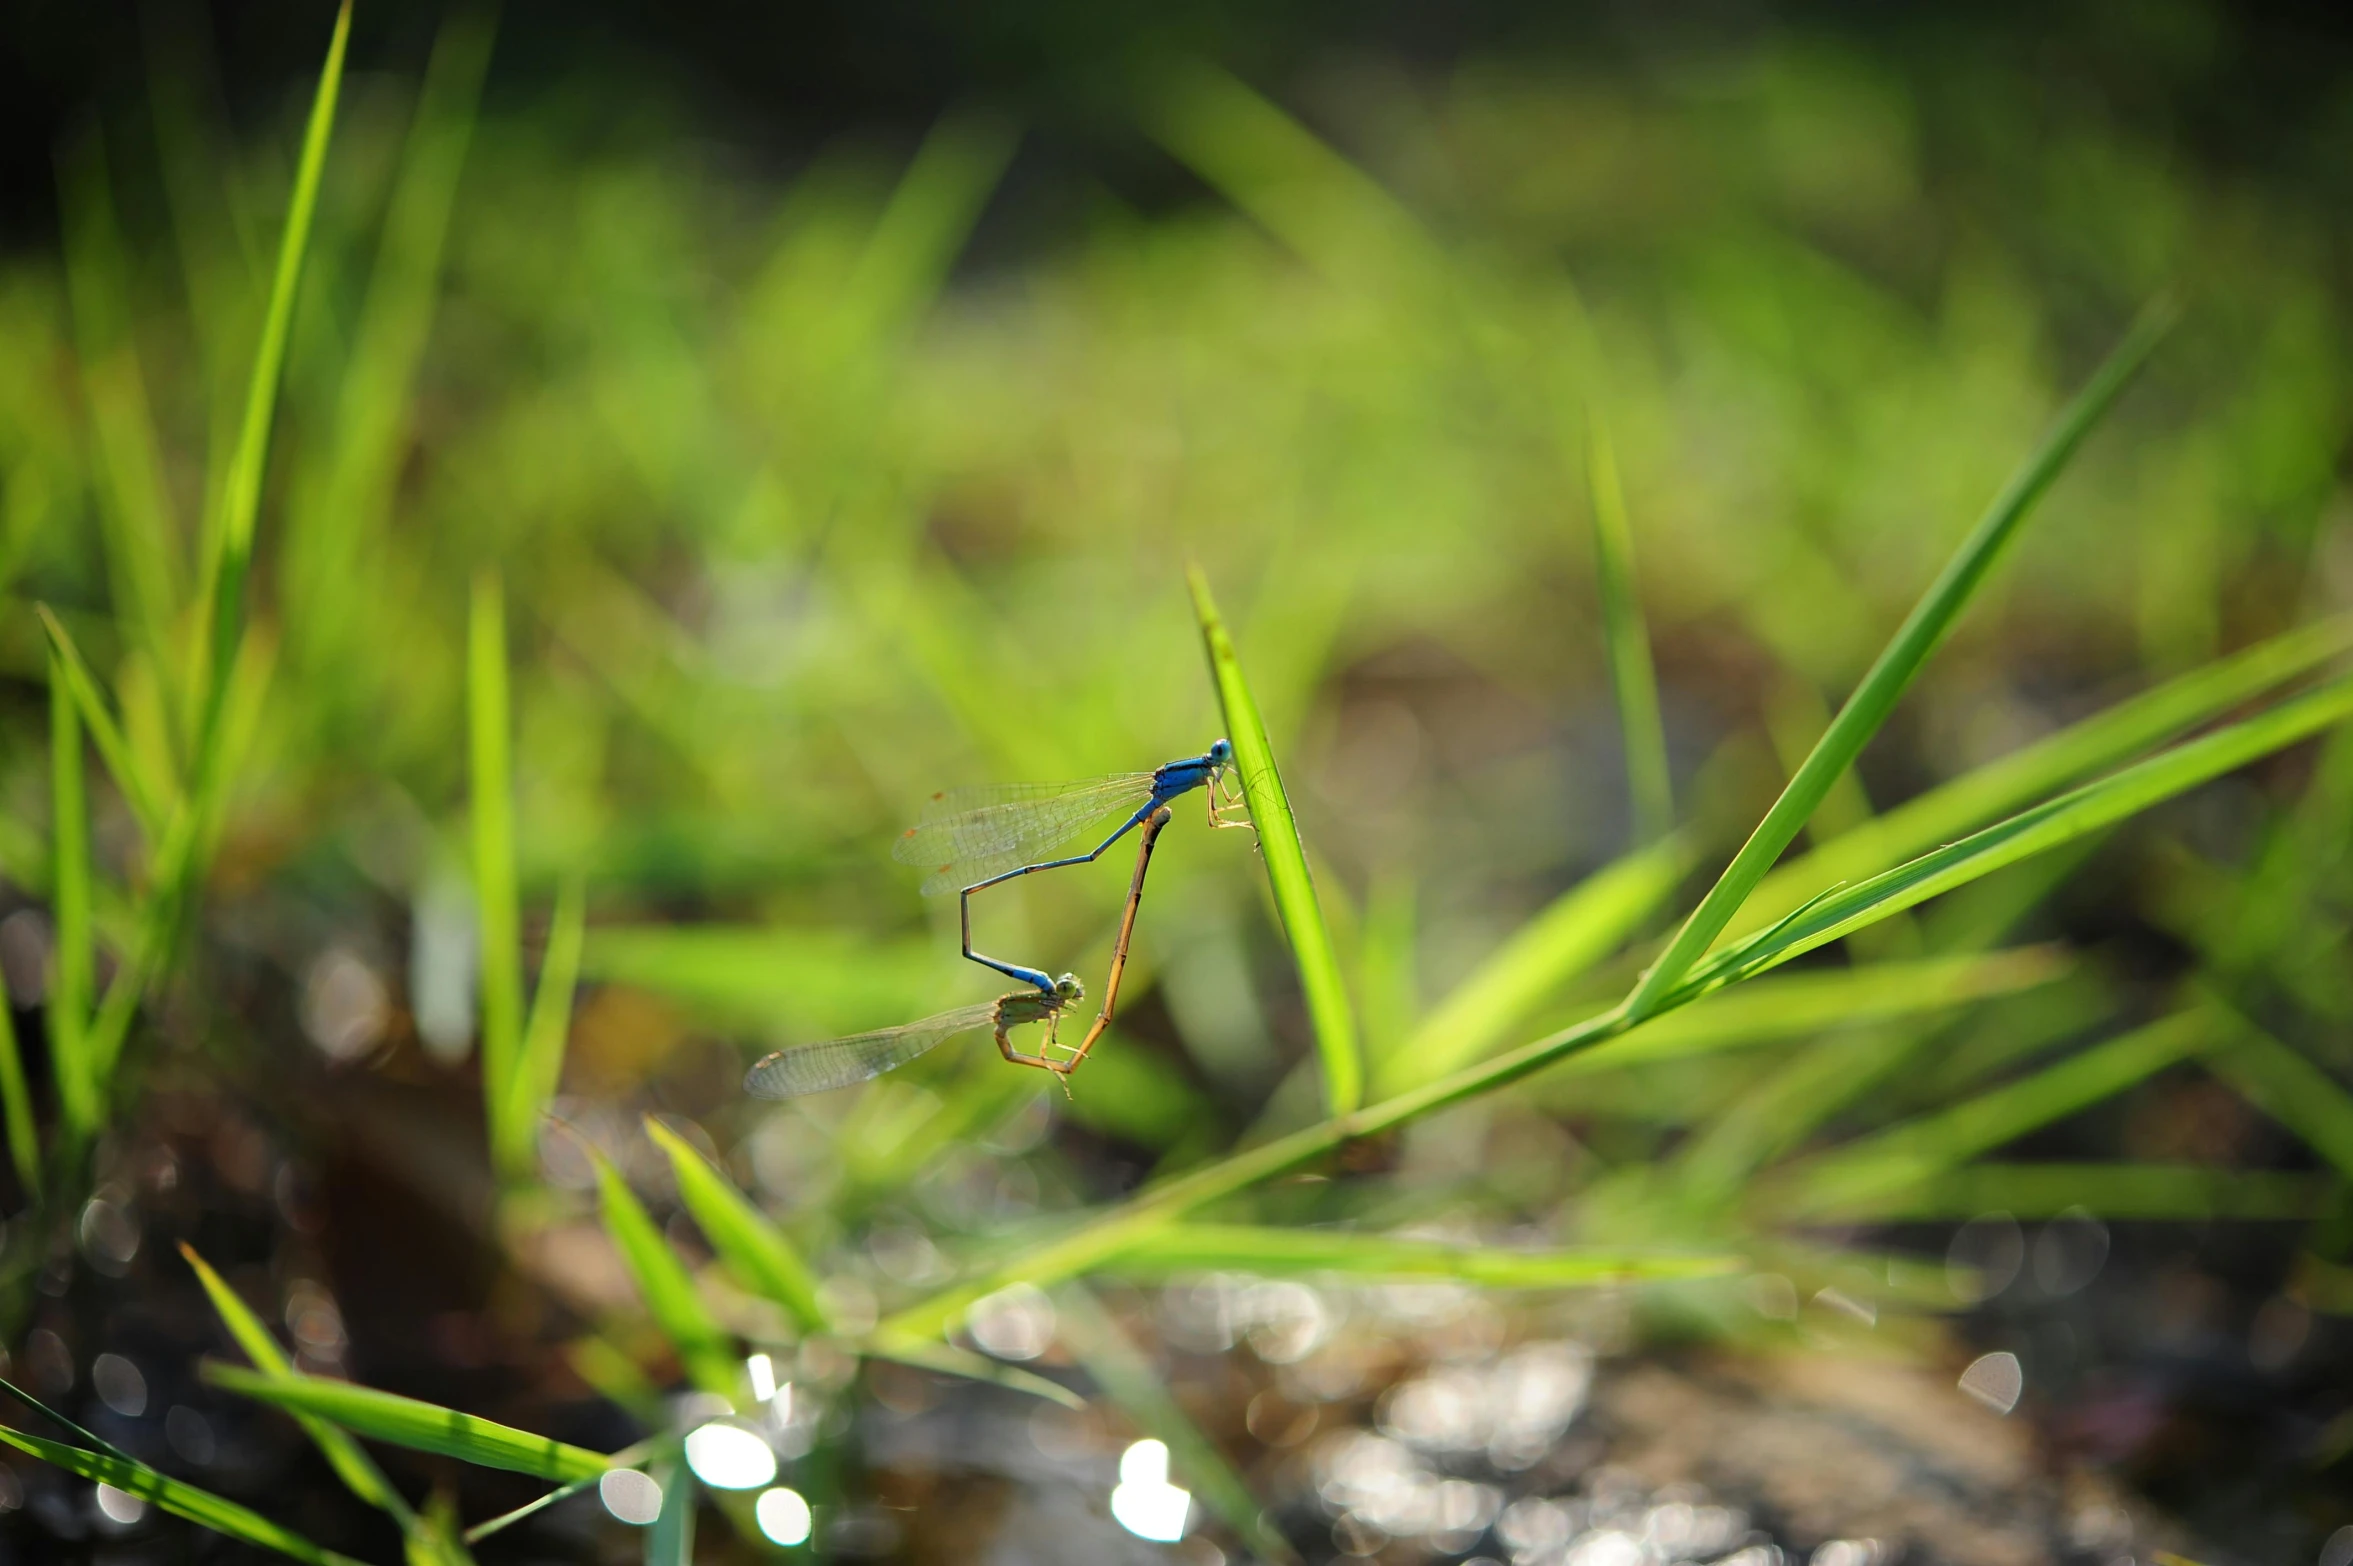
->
{"left": 3, "top": 1, "right": 2353, "bottom": 1560}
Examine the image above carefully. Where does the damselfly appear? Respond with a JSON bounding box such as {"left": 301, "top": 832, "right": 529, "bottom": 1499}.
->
{"left": 894, "top": 739, "right": 1244, "bottom": 993}
{"left": 748, "top": 806, "right": 1178, "bottom": 1097}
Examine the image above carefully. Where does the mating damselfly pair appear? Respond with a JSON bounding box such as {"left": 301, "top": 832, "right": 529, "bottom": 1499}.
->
{"left": 745, "top": 743, "right": 1247, "bottom": 1098}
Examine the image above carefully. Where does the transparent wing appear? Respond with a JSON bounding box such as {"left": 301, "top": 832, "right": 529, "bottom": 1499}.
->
{"left": 892, "top": 773, "right": 1155, "bottom": 895}
{"left": 742, "top": 1001, "right": 999, "bottom": 1099}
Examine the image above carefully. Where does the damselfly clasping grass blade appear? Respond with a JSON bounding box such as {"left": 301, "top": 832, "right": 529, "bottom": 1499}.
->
{"left": 895, "top": 740, "right": 1244, "bottom": 993}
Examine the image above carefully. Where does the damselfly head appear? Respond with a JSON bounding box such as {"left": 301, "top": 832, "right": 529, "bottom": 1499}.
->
{"left": 1208, "top": 737, "right": 1233, "bottom": 770}
{"left": 1052, "top": 972, "right": 1084, "bottom": 1003}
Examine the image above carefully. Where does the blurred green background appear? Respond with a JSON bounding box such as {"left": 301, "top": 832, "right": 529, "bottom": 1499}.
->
{"left": 3, "top": 2, "right": 2353, "bottom": 1562}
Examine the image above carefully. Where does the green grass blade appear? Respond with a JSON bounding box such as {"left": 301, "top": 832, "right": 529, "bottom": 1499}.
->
{"left": 0, "top": 990, "right": 38, "bottom": 1197}
{"left": 589, "top": 1147, "right": 740, "bottom": 1395}
{"left": 1681, "top": 673, "right": 2353, "bottom": 989}
{"left": 499, "top": 877, "right": 584, "bottom": 1183}
{"left": 1627, "top": 297, "right": 2177, "bottom": 1017}
{"left": 470, "top": 571, "right": 523, "bottom": 1135}
{"left": 200, "top": 1362, "right": 609, "bottom": 1482}
{"left": 182, "top": 1244, "right": 416, "bottom": 1526}
{"left": 1543, "top": 946, "right": 2070, "bottom": 1084}
{"left": 290, "top": 6, "right": 493, "bottom": 657}
{"left": 880, "top": 634, "right": 2342, "bottom": 1340}
{"left": 863, "top": 1333, "right": 1085, "bottom": 1410}
{"left": 1585, "top": 416, "right": 1672, "bottom": 845}
{"left": 645, "top": 1456, "right": 694, "bottom": 1566}
{"left": 0, "top": 1371, "right": 131, "bottom": 1462}
{"left": 644, "top": 1117, "right": 830, "bottom": 1336}
{"left": 1375, "top": 836, "right": 1687, "bottom": 1096}
{"left": 56, "top": 128, "right": 184, "bottom": 667}
{"left": 78, "top": 631, "right": 277, "bottom": 1101}
{"left": 1190, "top": 566, "right": 1361, "bottom": 1114}
{"left": 2197, "top": 999, "right": 2353, "bottom": 1180}
{"left": 1777, "top": 1010, "right": 2211, "bottom": 1217}
{"left": 1739, "top": 612, "right": 2353, "bottom": 937}
{"left": 1106, "top": 1226, "right": 1738, "bottom": 1285}
{"left": 1799, "top": 1162, "right": 2330, "bottom": 1222}
{"left": 37, "top": 605, "right": 170, "bottom": 838}
{"left": 48, "top": 642, "right": 96, "bottom": 1139}
{"left": 189, "top": 0, "right": 350, "bottom": 743}
{"left": 0, "top": 1422, "right": 366, "bottom": 1566}
{"left": 1056, "top": 1285, "right": 1301, "bottom": 1566}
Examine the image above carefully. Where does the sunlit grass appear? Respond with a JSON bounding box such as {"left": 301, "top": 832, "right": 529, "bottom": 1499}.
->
{"left": 2, "top": 14, "right": 2351, "bottom": 1560}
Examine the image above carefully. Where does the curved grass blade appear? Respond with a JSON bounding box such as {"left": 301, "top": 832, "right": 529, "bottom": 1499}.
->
{"left": 1586, "top": 414, "right": 1672, "bottom": 845}
{"left": 470, "top": 570, "right": 523, "bottom": 1148}
{"left": 182, "top": 1244, "right": 416, "bottom": 1527}
{"left": 500, "top": 876, "right": 584, "bottom": 1181}
{"left": 1189, "top": 565, "right": 1360, "bottom": 1114}
{"left": 190, "top": 0, "right": 350, "bottom": 748}
{"left": 1677, "top": 672, "right": 2353, "bottom": 991}
{"left": 38, "top": 605, "right": 170, "bottom": 837}
{"left": 49, "top": 641, "right": 96, "bottom": 1139}
{"left": 1738, "top": 612, "right": 2353, "bottom": 937}
{"left": 1802, "top": 1162, "right": 2330, "bottom": 1222}
{"left": 0, "top": 994, "right": 36, "bottom": 1196}
{"left": 0, "top": 1421, "right": 366, "bottom": 1566}
{"left": 1105, "top": 1226, "right": 1738, "bottom": 1286}
{"left": 864, "top": 1332, "right": 1084, "bottom": 1410}
{"left": 464, "top": 1437, "right": 667, "bottom": 1545}
{"left": 2196, "top": 997, "right": 2353, "bottom": 1181}
{"left": 646, "top": 1455, "right": 694, "bottom": 1566}
{"left": 645, "top": 1116, "right": 829, "bottom": 1335}
{"left": 1539, "top": 946, "right": 2070, "bottom": 1085}
{"left": 1627, "top": 296, "right": 2178, "bottom": 1018}
{"left": 590, "top": 1146, "right": 740, "bottom": 1395}
{"left": 1775, "top": 1009, "right": 2212, "bottom": 1218}
{"left": 1375, "top": 834, "right": 1687, "bottom": 1096}
{"left": 201, "top": 1362, "right": 609, "bottom": 1482}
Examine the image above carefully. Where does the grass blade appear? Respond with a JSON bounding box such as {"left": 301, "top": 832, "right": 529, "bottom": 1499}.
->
{"left": 470, "top": 571, "right": 523, "bottom": 1144}
{"left": 863, "top": 1333, "right": 1084, "bottom": 1409}
{"left": 1776, "top": 1010, "right": 2211, "bottom": 1217}
{"left": 2197, "top": 999, "right": 2353, "bottom": 1181}
{"left": 0, "top": 992, "right": 37, "bottom": 1197}
{"left": 1739, "top": 612, "right": 2353, "bottom": 937}
{"left": 56, "top": 128, "right": 184, "bottom": 673}
{"left": 0, "top": 1422, "right": 365, "bottom": 1565}
{"left": 646, "top": 1456, "right": 694, "bottom": 1566}
{"left": 1189, "top": 566, "right": 1361, "bottom": 1114}
{"left": 37, "top": 605, "right": 170, "bottom": 838}
{"left": 1376, "top": 835, "right": 1687, "bottom": 1097}
{"left": 189, "top": 0, "right": 349, "bottom": 734}
{"left": 1541, "top": 947, "right": 2070, "bottom": 1084}
{"left": 644, "top": 1116, "right": 830, "bottom": 1336}
{"left": 589, "top": 1146, "right": 740, "bottom": 1395}
{"left": 290, "top": 6, "right": 494, "bottom": 663}
{"left": 500, "top": 877, "right": 584, "bottom": 1183}
{"left": 1056, "top": 1285, "right": 1301, "bottom": 1566}
{"left": 182, "top": 1244, "right": 417, "bottom": 1526}
{"left": 1681, "top": 673, "right": 2353, "bottom": 990}
{"left": 48, "top": 641, "right": 96, "bottom": 1140}
{"left": 1585, "top": 415, "right": 1672, "bottom": 845}
{"left": 1105, "top": 1226, "right": 1738, "bottom": 1285}
{"left": 1628, "top": 297, "right": 2177, "bottom": 1017}
{"left": 1799, "top": 1162, "right": 2330, "bottom": 1222}
{"left": 201, "top": 1362, "right": 609, "bottom": 1482}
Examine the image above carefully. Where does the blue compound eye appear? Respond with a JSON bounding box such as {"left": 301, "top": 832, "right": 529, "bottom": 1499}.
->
{"left": 1209, "top": 738, "right": 1233, "bottom": 766}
